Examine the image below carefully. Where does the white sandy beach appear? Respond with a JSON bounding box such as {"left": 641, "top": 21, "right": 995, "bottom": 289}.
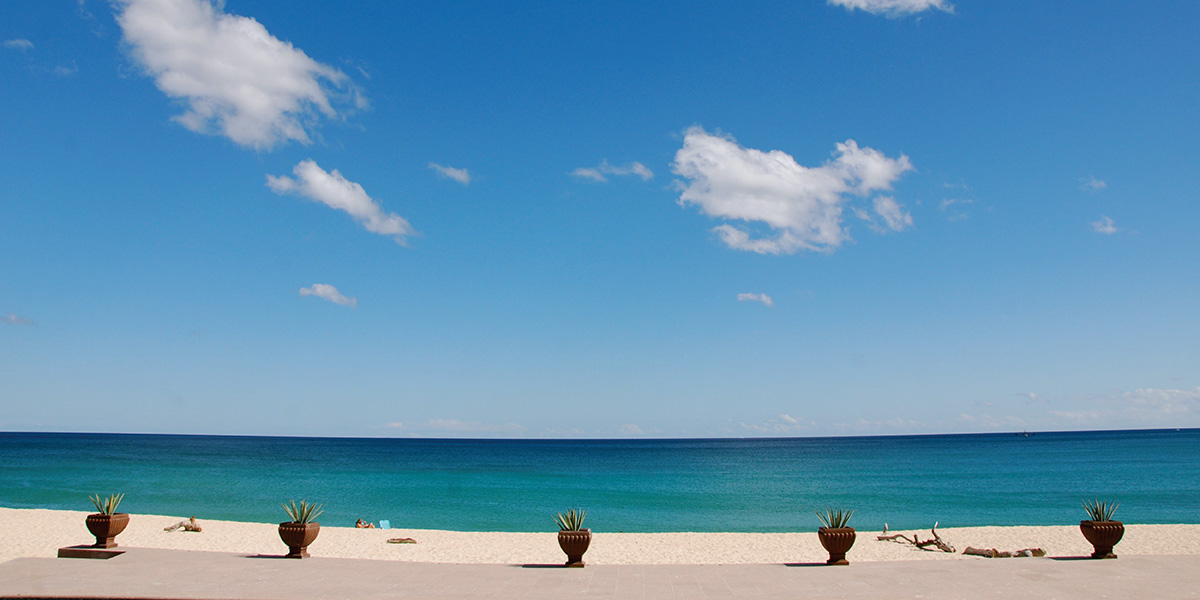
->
{"left": 3, "top": 507, "right": 1199, "bottom": 566}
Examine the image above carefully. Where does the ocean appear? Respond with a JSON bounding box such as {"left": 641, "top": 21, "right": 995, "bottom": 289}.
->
{"left": 1, "top": 429, "right": 1197, "bottom": 532}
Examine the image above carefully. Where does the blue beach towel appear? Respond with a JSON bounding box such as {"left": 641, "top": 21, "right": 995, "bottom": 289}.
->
{"left": 379, "top": 520, "right": 390, "bottom": 530}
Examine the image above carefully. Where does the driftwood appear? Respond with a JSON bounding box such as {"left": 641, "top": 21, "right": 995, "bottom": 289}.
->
{"left": 964, "top": 546, "right": 1046, "bottom": 558}
{"left": 877, "top": 522, "right": 955, "bottom": 553}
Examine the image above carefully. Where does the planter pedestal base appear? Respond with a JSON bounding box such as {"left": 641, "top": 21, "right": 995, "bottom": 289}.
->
{"left": 58, "top": 545, "right": 125, "bottom": 560}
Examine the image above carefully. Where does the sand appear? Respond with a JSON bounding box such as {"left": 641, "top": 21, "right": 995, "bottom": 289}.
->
{"left": 3, "top": 507, "right": 1198, "bottom": 566}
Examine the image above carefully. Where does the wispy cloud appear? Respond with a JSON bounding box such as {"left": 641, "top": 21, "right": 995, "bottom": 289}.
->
{"left": 739, "top": 414, "right": 812, "bottom": 434}
{"left": 571, "top": 160, "right": 654, "bottom": 183}
{"left": 954, "top": 413, "right": 1029, "bottom": 430}
{"left": 267, "top": 160, "right": 414, "bottom": 243}
{"left": 2, "top": 313, "right": 34, "bottom": 326}
{"left": 1120, "top": 387, "right": 1200, "bottom": 413}
{"left": 938, "top": 197, "right": 974, "bottom": 221}
{"left": 619, "top": 423, "right": 645, "bottom": 435}
{"left": 672, "top": 126, "right": 913, "bottom": 254}
{"left": 1020, "top": 392, "right": 1049, "bottom": 404}
{"left": 299, "top": 284, "right": 357, "bottom": 307}
{"left": 835, "top": 416, "right": 927, "bottom": 433}
{"left": 1051, "top": 387, "right": 1200, "bottom": 426}
{"left": 828, "top": 0, "right": 954, "bottom": 17}
{"left": 114, "top": 0, "right": 361, "bottom": 150}
{"left": 856, "top": 196, "right": 913, "bottom": 233}
{"left": 875, "top": 197, "right": 913, "bottom": 231}
{"left": 1091, "top": 215, "right": 1118, "bottom": 234}
{"left": 428, "top": 163, "right": 471, "bottom": 185}
{"left": 53, "top": 62, "right": 78, "bottom": 77}
{"left": 423, "top": 419, "right": 526, "bottom": 435}
{"left": 3, "top": 39, "right": 34, "bottom": 51}
{"left": 737, "top": 293, "right": 775, "bottom": 307}
{"left": 1080, "top": 175, "right": 1107, "bottom": 192}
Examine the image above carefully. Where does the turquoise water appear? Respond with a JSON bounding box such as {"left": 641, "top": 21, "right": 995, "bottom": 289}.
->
{"left": 1, "top": 430, "right": 1197, "bottom": 532}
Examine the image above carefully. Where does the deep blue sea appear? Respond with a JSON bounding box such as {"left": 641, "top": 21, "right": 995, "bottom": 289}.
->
{"left": 1, "top": 430, "right": 1197, "bottom": 532}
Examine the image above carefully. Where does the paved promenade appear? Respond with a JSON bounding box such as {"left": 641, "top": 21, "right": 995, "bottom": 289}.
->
{"left": 2, "top": 548, "right": 1198, "bottom": 599}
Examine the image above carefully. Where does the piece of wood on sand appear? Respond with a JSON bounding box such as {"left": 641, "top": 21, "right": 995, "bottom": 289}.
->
{"left": 963, "top": 546, "right": 1046, "bottom": 558}
{"left": 876, "top": 522, "right": 955, "bottom": 553}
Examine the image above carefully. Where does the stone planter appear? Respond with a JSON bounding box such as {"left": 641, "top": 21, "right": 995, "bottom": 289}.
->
{"left": 1080, "top": 520, "right": 1124, "bottom": 559}
{"left": 278, "top": 522, "right": 320, "bottom": 558}
{"left": 85, "top": 513, "right": 130, "bottom": 549}
{"left": 817, "top": 527, "right": 856, "bottom": 565}
{"left": 557, "top": 529, "right": 591, "bottom": 567}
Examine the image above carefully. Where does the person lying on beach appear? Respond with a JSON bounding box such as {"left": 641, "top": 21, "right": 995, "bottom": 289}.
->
{"left": 356, "top": 519, "right": 376, "bottom": 529}
{"left": 164, "top": 516, "right": 202, "bottom": 532}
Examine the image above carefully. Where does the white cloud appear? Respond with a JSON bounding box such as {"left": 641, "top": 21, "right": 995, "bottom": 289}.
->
{"left": 829, "top": 0, "right": 954, "bottom": 17}
{"left": 1051, "top": 387, "right": 1200, "bottom": 426}
{"left": 428, "top": 163, "right": 471, "bottom": 185}
{"left": 114, "top": 0, "right": 359, "bottom": 150}
{"left": 571, "top": 160, "right": 654, "bottom": 183}
{"left": 267, "top": 160, "right": 414, "bottom": 243}
{"left": 571, "top": 168, "right": 607, "bottom": 182}
{"left": 2, "top": 313, "right": 34, "bottom": 325}
{"left": 3, "top": 39, "right": 34, "bottom": 51}
{"left": 672, "top": 126, "right": 913, "bottom": 254}
{"left": 1080, "top": 175, "right": 1107, "bottom": 192}
{"left": 739, "top": 414, "right": 812, "bottom": 434}
{"left": 836, "top": 416, "right": 926, "bottom": 433}
{"left": 619, "top": 423, "right": 645, "bottom": 435}
{"left": 299, "top": 283, "right": 357, "bottom": 307}
{"left": 737, "top": 292, "right": 775, "bottom": 307}
{"left": 1091, "top": 215, "right": 1118, "bottom": 234}
{"left": 423, "top": 419, "right": 526, "bottom": 435}
{"left": 938, "top": 197, "right": 974, "bottom": 221}
{"left": 1020, "top": 392, "right": 1049, "bottom": 404}
{"left": 872, "top": 196, "right": 913, "bottom": 232}
{"left": 1121, "top": 387, "right": 1200, "bottom": 413}
{"left": 954, "top": 413, "right": 1029, "bottom": 430}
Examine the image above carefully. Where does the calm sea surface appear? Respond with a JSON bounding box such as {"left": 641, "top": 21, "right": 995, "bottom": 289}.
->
{"left": 2, "top": 430, "right": 1197, "bottom": 532}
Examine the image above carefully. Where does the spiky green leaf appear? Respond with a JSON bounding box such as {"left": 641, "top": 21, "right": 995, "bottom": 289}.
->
{"left": 282, "top": 499, "right": 324, "bottom": 523}
{"left": 554, "top": 508, "right": 587, "bottom": 531}
{"left": 89, "top": 493, "right": 124, "bottom": 515}
{"left": 1082, "top": 499, "right": 1119, "bottom": 521}
{"left": 815, "top": 507, "right": 854, "bottom": 529}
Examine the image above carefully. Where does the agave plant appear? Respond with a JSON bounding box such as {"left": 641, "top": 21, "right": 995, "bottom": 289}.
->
{"left": 1083, "top": 499, "right": 1119, "bottom": 522}
{"left": 282, "top": 499, "right": 324, "bottom": 524}
{"left": 554, "top": 508, "right": 587, "bottom": 531}
{"left": 89, "top": 493, "right": 125, "bottom": 516}
{"left": 815, "top": 507, "right": 855, "bottom": 529}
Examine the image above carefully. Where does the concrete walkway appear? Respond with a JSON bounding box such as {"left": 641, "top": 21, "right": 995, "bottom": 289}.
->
{"left": 2, "top": 548, "right": 1198, "bottom": 599}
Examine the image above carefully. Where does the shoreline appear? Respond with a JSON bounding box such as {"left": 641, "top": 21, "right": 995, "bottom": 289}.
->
{"left": 3, "top": 507, "right": 1199, "bottom": 565}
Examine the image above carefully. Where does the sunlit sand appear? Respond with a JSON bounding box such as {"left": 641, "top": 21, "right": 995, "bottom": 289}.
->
{"left": 4, "top": 507, "right": 1198, "bottom": 565}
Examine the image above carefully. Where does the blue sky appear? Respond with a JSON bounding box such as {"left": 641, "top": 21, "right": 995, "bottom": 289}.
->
{"left": 2, "top": 0, "right": 1197, "bottom": 438}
